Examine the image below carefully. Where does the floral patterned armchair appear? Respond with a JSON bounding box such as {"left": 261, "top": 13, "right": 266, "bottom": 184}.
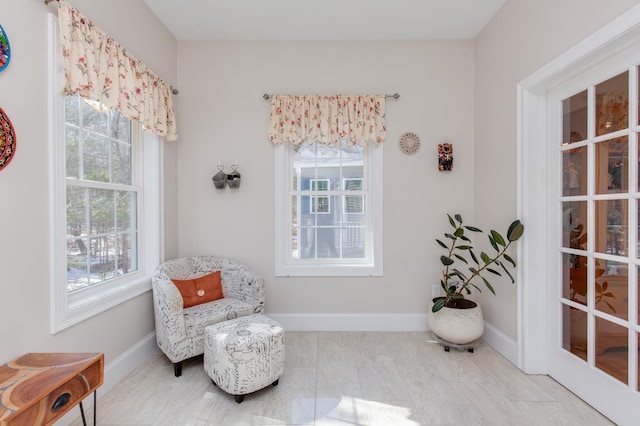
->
{"left": 151, "top": 256, "right": 265, "bottom": 376}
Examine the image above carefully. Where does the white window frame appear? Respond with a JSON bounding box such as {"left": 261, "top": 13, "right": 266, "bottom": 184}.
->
{"left": 343, "top": 177, "right": 365, "bottom": 215}
{"left": 274, "top": 143, "right": 383, "bottom": 277}
{"left": 48, "top": 14, "right": 162, "bottom": 333}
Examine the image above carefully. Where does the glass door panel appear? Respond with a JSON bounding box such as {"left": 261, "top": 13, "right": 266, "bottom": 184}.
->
{"left": 563, "top": 90, "right": 588, "bottom": 144}
{"left": 563, "top": 147, "right": 587, "bottom": 196}
{"left": 563, "top": 253, "right": 587, "bottom": 306}
{"left": 595, "top": 317, "right": 629, "bottom": 384}
{"left": 594, "top": 199, "right": 628, "bottom": 256}
{"left": 562, "top": 304, "right": 588, "bottom": 362}
{"left": 595, "top": 71, "right": 629, "bottom": 136}
{"left": 594, "top": 136, "right": 628, "bottom": 194}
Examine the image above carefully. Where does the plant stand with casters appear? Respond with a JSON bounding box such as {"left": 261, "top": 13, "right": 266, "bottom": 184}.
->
{"left": 433, "top": 334, "right": 481, "bottom": 353}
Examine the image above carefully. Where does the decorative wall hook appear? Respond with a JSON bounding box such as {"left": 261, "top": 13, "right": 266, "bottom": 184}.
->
{"left": 212, "top": 162, "right": 227, "bottom": 189}
{"left": 438, "top": 143, "right": 453, "bottom": 171}
{"left": 227, "top": 161, "right": 241, "bottom": 189}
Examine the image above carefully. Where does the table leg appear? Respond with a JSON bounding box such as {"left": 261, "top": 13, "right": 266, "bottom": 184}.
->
{"left": 79, "top": 400, "right": 87, "bottom": 426}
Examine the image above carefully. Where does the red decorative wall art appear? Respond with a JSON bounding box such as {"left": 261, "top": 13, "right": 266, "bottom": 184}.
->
{"left": 0, "top": 107, "right": 16, "bottom": 171}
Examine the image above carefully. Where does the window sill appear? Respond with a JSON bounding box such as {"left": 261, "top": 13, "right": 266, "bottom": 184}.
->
{"left": 52, "top": 274, "right": 152, "bottom": 334}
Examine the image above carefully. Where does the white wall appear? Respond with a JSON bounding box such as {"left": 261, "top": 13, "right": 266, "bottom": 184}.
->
{"left": 176, "top": 41, "right": 475, "bottom": 319}
{"left": 0, "top": 0, "right": 177, "bottom": 366}
{"left": 474, "top": 0, "right": 640, "bottom": 340}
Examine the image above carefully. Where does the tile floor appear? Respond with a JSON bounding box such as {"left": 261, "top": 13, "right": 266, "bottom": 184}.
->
{"left": 71, "top": 332, "right": 614, "bottom": 425}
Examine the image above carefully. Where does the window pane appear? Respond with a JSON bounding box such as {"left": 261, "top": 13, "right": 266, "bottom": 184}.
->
{"left": 562, "top": 201, "right": 587, "bottom": 250}
{"left": 65, "top": 126, "right": 80, "bottom": 179}
{"left": 65, "top": 96, "right": 80, "bottom": 126}
{"left": 595, "top": 261, "right": 627, "bottom": 320}
{"left": 110, "top": 111, "right": 130, "bottom": 142}
{"left": 89, "top": 236, "right": 116, "bottom": 283}
{"left": 562, "top": 304, "right": 587, "bottom": 362}
{"left": 562, "top": 146, "right": 586, "bottom": 196}
{"left": 67, "top": 244, "right": 89, "bottom": 292}
{"left": 112, "top": 140, "right": 132, "bottom": 185}
{"left": 117, "top": 232, "right": 137, "bottom": 274}
{"left": 562, "top": 90, "right": 587, "bottom": 145}
{"left": 595, "top": 317, "right": 628, "bottom": 384}
{"left": 116, "top": 190, "right": 136, "bottom": 233}
{"left": 594, "top": 199, "right": 628, "bottom": 256}
{"left": 89, "top": 189, "right": 115, "bottom": 236}
{"left": 595, "top": 137, "right": 628, "bottom": 194}
{"left": 67, "top": 186, "right": 88, "bottom": 238}
{"left": 82, "top": 100, "right": 108, "bottom": 135}
{"left": 596, "top": 71, "right": 629, "bottom": 136}
{"left": 83, "top": 134, "right": 110, "bottom": 182}
{"left": 563, "top": 253, "right": 587, "bottom": 306}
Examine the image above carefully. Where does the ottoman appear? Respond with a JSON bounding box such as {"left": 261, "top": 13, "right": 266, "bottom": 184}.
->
{"left": 204, "top": 314, "right": 285, "bottom": 403}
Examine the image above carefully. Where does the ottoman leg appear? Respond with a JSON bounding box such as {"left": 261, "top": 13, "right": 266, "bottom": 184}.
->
{"left": 211, "top": 379, "right": 217, "bottom": 387}
{"left": 272, "top": 379, "right": 279, "bottom": 386}
{"left": 235, "top": 395, "right": 244, "bottom": 404}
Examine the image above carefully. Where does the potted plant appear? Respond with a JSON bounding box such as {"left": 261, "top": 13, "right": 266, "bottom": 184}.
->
{"left": 427, "top": 213, "right": 524, "bottom": 349}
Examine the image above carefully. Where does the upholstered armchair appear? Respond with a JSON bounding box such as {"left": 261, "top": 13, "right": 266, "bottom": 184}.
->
{"left": 151, "top": 256, "right": 265, "bottom": 377}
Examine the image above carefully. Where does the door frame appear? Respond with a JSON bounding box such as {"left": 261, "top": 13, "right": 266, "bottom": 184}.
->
{"left": 517, "top": 4, "right": 640, "bottom": 420}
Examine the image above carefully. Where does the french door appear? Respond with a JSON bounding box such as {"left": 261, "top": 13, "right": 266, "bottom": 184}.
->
{"left": 547, "top": 44, "right": 640, "bottom": 425}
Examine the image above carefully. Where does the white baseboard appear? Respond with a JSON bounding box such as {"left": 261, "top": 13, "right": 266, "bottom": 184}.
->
{"left": 57, "top": 332, "right": 159, "bottom": 426}
{"left": 267, "top": 313, "right": 429, "bottom": 331}
{"left": 482, "top": 321, "right": 518, "bottom": 365}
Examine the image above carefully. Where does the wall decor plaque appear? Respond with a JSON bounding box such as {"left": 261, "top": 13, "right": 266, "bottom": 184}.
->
{"left": 0, "top": 107, "right": 16, "bottom": 171}
{"left": 0, "top": 25, "right": 10, "bottom": 72}
{"left": 399, "top": 132, "right": 420, "bottom": 155}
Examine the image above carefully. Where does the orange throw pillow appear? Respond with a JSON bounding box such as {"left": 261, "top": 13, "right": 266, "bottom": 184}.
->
{"left": 171, "top": 271, "right": 223, "bottom": 308}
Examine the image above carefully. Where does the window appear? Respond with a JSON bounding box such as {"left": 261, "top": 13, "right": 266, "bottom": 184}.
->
{"left": 275, "top": 141, "right": 383, "bottom": 276}
{"left": 49, "top": 16, "right": 161, "bottom": 332}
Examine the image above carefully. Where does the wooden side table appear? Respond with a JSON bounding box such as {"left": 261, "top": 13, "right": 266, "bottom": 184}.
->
{"left": 0, "top": 353, "right": 104, "bottom": 426}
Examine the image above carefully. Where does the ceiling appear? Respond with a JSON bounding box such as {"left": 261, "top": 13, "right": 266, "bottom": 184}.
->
{"left": 143, "top": 0, "right": 507, "bottom": 41}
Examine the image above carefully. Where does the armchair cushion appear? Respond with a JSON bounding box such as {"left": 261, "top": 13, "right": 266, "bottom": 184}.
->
{"left": 183, "top": 298, "right": 255, "bottom": 355}
{"left": 171, "top": 271, "right": 223, "bottom": 308}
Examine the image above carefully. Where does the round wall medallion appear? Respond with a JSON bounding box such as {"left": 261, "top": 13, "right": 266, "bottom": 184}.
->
{"left": 0, "top": 107, "right": 16, "bottom": 171}
{"left": 399, "top": 132, "right": 420, "bottom": 155}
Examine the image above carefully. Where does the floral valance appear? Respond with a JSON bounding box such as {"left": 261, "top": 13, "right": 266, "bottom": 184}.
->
{"left": 267, "top": 95, "right": 386, "bottom": 146}
{"left": 58, "top": 1, "right": 177, "bottom": 141}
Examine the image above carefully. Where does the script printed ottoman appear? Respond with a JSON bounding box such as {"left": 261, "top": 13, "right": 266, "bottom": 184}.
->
{"left": 204, "top": 313, "right": 285, "bottom": 403}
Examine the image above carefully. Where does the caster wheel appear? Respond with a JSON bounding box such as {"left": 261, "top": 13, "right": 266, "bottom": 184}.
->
{"left": 444, "top": 346, "right": 450, "bottom": 352}
{"left": 468, "top": 348, "right": 474, "bottom": 353}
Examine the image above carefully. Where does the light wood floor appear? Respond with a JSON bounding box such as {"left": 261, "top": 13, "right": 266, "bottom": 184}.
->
{"left": 71, "top": 332, "right": 614, "bottom": 425}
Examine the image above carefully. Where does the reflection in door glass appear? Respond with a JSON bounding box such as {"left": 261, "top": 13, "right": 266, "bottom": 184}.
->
{"left": 595, "top": 317, "right": 628, "bottom": 384}
{"left": 562, "top": 253, "right": 587, "bottom": 306}
{"left": 594, "top": 260, "right": 627, "bottom": 320}
{"left": 562, "top": 90, "right": 588, "bottom": 145}
{"left": 596, "top": 71, "right": 629, "bottom": 136}
{"left": 562, "top": 147, "right": 587, "bottom": 196}
{"left": 562, "top": 304, "right": 587, "bottom": 362}
{"left": 562, "top": 201, "right": 587, "bottom": 250}
{"left": 595, "top": 137, "right": 628, "bottom": 194}
{"left": 594, "top": 199, "right": 628, "bottom": 256}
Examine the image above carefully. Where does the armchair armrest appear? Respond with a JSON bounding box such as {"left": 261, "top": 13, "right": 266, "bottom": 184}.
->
{"left": 222, "top": 259, "right": 265, "bottom": 313}
{"left": 152, "top": 275, "right": 190, "bottom": 362}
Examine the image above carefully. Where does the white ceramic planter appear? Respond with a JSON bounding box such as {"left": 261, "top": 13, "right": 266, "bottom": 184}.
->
{"left": 427, "top": 298, "right": 484, "bottom": 345}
